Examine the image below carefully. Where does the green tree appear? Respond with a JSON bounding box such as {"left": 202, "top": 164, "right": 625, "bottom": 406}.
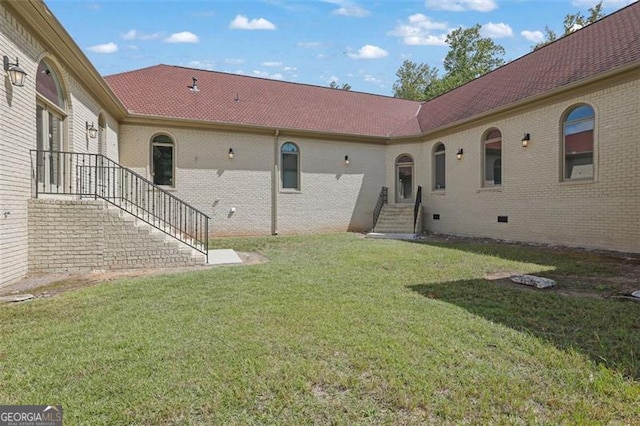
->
{"left": 329, "top": 81, "right": 351, "bottom": 91}
{"left": 392, "top": 60, "right": 440, "bottom": 101}
{"left": 393, "top": 24, "right": 505, "bottom": 101}
{"left": 533, "top": 1, "right": 605, "bottom": 50}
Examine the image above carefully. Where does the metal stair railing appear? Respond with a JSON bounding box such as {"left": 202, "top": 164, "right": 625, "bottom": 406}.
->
{"left": 30, "top": 150, "right": 209, "bottom": 260}
{"left": 372, "top": 186, "right": 388, "bottom": 230}
{"left": 413, "top": 185, "right": 422, "bottom": 234}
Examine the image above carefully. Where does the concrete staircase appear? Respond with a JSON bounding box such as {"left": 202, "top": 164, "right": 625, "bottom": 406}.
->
{"left": 372, "top": 204, "right": 420, "bottom": 234}
{"left": 105, "top": 205, "right": 208, "bottom": 268}
{"left": 27, "top": 199, "right": 206, "bottom": 274}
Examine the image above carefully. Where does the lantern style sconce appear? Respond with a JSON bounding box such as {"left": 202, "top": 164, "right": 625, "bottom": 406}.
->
{"left": 456, "top": 148, "right": 464, "bottom": 160}
{"left": 228, "top": 148, "right": 234, "bottom": 159}
{"left": 86, "top": 122, "right": 98, "bottom": 139}
{"left": 3, "top": 55, "right": 27, "bottom": 87}
{"left": 521, "top": 133, "right": 531, "bottom": 147}
{"left": 344, "top": 155, "right": 350, "bottom": 165}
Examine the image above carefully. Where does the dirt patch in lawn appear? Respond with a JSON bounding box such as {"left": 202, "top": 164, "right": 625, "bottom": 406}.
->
{"left": 418, "top": 233, "right": 640, "bottom": 301}
{"left": 0, "top": 251, "right": 268, "bottom": 300}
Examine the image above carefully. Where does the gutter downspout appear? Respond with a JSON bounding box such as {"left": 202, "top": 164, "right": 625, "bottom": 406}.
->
{"left": 271, "top": 129, "right": 280, "bottom": 235}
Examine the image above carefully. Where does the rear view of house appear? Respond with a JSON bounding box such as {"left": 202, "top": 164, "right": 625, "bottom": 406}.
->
{"left": 1, "top": 0, "right": 639, "bottom": 289}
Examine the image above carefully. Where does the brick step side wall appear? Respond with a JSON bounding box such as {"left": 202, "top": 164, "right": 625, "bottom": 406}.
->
{"left": 28, "top": 199, "right": 205, "bottom": 273}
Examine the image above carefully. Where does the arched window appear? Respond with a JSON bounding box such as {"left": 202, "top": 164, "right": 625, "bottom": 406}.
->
{"left": 151, "top": 134, "right": 174, "bottom": 186}
{"left": 483, "top": 129, "right": 502, "bottom": 186}
{"left": 35, "top": 59, "right": 66, "bottom": 187}
{"left": 281, "top": 142, "right": 300, "bottom": 190}
{"left": 563, "top": 105, "right": 594, "bottom": 180}
{"left": 433, "top": 143, "right": 446, "bottom": 190}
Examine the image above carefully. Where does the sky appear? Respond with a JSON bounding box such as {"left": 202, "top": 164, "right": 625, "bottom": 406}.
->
{"left": 44, "top": 0, "right": 637, "bottom": 97}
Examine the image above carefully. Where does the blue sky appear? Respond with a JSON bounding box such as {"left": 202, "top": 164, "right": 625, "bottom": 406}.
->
{"left": 44, "top": 0, "right": 636, "bottom": 96}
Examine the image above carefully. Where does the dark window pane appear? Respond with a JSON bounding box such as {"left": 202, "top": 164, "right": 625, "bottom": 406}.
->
{"left": 153, "top": 145, "right": 173, "bottom": 185}
{"left": 282, "top": 153, "right": 298, "bottom": 189}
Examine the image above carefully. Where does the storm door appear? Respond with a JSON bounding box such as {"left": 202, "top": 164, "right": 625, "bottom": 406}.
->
{"left": 395, "top": 154, "right": 414, "bottom": 203}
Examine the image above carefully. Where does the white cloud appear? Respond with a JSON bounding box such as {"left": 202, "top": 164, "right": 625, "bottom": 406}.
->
{"left": 252, "top": 70, "right": 284, "bottom": 80}
{"left": 230, "top": 15, "right": 276, "bottom": 30}
{"left": 388, "top": 14, "right": 449, "bottom": 46}
{"left": 324, "top": 0, "right": 370, "bottom": 17}
{"left": 426, "top": 0, "right": 497, "bottom": 12}
{"left": 347, "top": 45, "right": 388, "bottom": 59}
{"left": 481, "top": 22, "right": 513, "bottom": 38}
{"left": 224, "top": 58, "right": 245, "bottom": 65}
{"left": 521, "top": 30, "right": 545, "bottom": 43}
{"left": 187, "top": 60, "right": 215, "bottom": 70}
{"left": 122, "top": 29, "right": 163, "bottom": 41}
{"left": 164, "top": 32, "right": 199, "bottom": 43}
{"left": 87, "top": 42, "right": 118, "bottom": 53}
{"left": 572, "top": 0, "right": 635, "bottom": 8}
{"left": 262, "top": 61, "right": 283, "bottom": 67}
{"left": 122, "top": 30, "right": 137, "bottom": 41}
{"left": 298, "top": 41, "right": 322, "bottom": 49}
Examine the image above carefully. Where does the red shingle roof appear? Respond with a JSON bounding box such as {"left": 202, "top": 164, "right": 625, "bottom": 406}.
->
{"left": 105, "top": 66, "right": 422, "bottom": 138}
{"left": 416, "top": 1, "right": 640, "bottom": 134}
{"left": 105, "top": 2, "right": 640, "bottom": 139}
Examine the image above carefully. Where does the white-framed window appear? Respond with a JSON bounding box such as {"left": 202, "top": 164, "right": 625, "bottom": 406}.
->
{"left": 151, "top": 134, "right": 175, "bottom": 186}
{"left": 433, "top": 143, "right": 446, "bottom": 191}
{"left": 35, "top": 59, "right": 66, "bottom": 188}
{"left": 563, "top": 104, "right": 594, "bottom": 180}
{"left": 281, "top": 142, "right": 300, "bottom": 190}
{"left": 483, "top": 129, "right": 502, "bottom": 187}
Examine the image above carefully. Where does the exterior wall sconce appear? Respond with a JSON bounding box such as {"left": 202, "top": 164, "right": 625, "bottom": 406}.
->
{"left": 456, "top": 148, "right": 464, "bottom": 160}
{"left": 3, "top": 55, "right": 27, "bottom": 87}
{"left": 521, "top": 133, "right": 531, "bottom": 147}
{"left": 344, "top": 155, "right": 350, "bottom": 165}
{"left": 86, "top": 122, "right": 98, "bottom": 139}
{"left": 228, "top": 148, "right": 234, "bottom": 159}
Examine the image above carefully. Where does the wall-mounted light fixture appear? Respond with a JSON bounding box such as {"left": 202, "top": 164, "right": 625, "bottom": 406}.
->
{"left": 3, "top": 55, "right": 27, "bottom": 87}
{"left": 344, "top": 155, "right": 350, "bottom": 165}
{"left": 521, "top": 133, "right": 531, "bottom": 147}
{"left": 456, "top": 148, "right": 464, "bottom": 160}
{"left": 188, "top": 76, "right": 199, "bottom": 92}
{"left": 86, "top": 122, "right": 98, "bottom": 139}
{"left": 228, "top": 148, "right": 234, "bottom": 159}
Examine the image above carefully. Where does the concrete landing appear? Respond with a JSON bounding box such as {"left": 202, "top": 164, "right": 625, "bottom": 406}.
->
{"left": 207, "top": 249, "right": 243, "bottom": 265}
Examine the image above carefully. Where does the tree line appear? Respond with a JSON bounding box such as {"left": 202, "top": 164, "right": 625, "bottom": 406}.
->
{"left": 330, "top": 1, "right": 605, "bottom": 101}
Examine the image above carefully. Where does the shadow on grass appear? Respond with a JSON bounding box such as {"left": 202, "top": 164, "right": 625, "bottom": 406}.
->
{"left": 411, "top": 238, "right": 640, "bottom": 277}
{"left": 408, "top": 278, "right": 640, "bottom": 380}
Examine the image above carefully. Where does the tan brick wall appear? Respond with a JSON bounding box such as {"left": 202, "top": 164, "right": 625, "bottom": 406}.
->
{"left": 28, "top": 199, "right": 202, "bottom": 272}
{"left": 119, "top": 125, "right": 387, "bottom": 236}
{"left": 407, "top": 77, "right": 640, "bottom": 253}
{"left": 0, "top": 4, "right": 120, "bottom": 288}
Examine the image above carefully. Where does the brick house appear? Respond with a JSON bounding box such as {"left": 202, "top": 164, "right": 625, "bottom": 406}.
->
{"left": 1, "top": 0, "right": 639, "bottom": 288}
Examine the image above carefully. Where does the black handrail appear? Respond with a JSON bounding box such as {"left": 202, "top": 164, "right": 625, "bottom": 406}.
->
{"left": 30, "top": 150, "right": 209, "bottom": 260}
{"left": 413, "top": 185, "right": 422, "bottom": 233}
{"left": 373, "top": 186, "right": 388, "bottom": 230}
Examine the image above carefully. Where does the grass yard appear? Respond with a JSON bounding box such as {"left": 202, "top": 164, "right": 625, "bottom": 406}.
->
{"left": 1, "top": 233, "right": 639, "bottom": 424}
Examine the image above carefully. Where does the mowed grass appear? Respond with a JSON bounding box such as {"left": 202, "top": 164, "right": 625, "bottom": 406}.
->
{"left": 1, "top": 234, "right": 639, "bottom": 424}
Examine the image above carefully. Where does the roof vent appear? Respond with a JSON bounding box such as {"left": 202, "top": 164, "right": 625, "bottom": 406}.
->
{"left": 188, "top": 77, "right": 199, "bottom": 92}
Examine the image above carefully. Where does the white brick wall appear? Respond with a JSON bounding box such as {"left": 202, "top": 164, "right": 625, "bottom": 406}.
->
{"left": 406, "top": 77, "right": 640, "bottom": 253}
{"left": 119, "top": 126, "right": 387, "bottom": 236}
{"left": 0, "top": 4, "right": 120, "bottom": 288}
{"left": 28, "top": 199, "right": 202, "bottom": 272}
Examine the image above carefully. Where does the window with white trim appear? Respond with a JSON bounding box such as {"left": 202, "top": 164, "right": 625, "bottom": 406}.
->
{"left": 563, "top": 104, "right": 594, "bottom": 180}
{"left": 433, "top": 143, "right": 446, "bottom": 190}
{"left": 281, "top": 142, "right": 300, "bottom": 190}
{"left": 151, "top": 134, "right": 174, "bottom": 186}
{"left": 483, "top": 129, "right": 502, "bottom": 187}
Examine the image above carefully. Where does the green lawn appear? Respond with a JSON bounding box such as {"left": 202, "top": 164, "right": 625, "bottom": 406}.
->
{"left": 1, "top": 234, "right": 638, "bottom": 424}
